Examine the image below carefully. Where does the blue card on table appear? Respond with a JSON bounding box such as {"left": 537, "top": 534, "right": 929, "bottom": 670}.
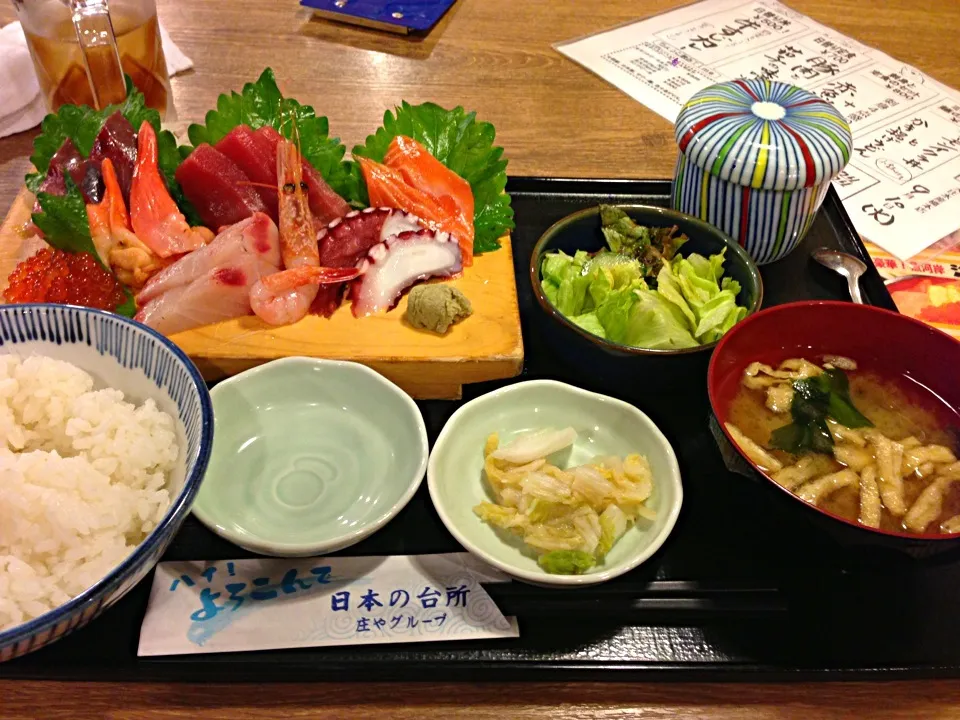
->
{"left": 300, "top": 0, "right": 458, "bottom": 35}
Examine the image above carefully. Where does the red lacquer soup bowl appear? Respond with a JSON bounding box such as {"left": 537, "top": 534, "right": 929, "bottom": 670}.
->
{"left": 707, "top": 301, "right": 960, "bottom": 558}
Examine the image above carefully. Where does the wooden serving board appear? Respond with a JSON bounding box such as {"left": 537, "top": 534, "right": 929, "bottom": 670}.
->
{"left": 0, "top": 188, "right": 524, "bottom": 399}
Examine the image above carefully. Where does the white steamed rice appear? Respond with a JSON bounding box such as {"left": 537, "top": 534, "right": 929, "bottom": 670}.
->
{"left": 0, "top": 355, "right": 179, "bottom": 631}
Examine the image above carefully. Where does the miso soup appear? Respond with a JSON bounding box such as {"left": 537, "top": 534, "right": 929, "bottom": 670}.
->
{"left": 725, "top": 355, "right": 960, "bottom": 535}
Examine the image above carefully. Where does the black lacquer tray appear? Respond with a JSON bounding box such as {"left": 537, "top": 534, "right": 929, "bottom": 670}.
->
{"left": 8, "top": 178, "right": 959, "bottom": 683}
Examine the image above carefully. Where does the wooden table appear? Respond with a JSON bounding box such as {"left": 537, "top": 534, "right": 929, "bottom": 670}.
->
{"left": 2, "top": 0, "right": 960, "bottom": 716}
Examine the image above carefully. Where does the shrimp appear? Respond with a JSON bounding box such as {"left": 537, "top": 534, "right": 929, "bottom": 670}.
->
{"left": 130, "top": 121, "right": 213, "bottom": 258}
{"left": 249, "top": 265, "right": 361, "bottom": 323}
{"left": 86, "top": 158, "right": 168, "bottom": 289}
{"left": 250, "top": 137, "right": 355, "bottom": 325}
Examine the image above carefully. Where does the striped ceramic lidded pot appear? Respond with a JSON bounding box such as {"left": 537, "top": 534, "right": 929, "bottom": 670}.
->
{"left": 671, "top": 79, "right": 852, "bottom": 265}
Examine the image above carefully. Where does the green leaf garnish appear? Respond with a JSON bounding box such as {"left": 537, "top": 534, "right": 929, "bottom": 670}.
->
{"left": 31, "top": 178, "right": 136, "bottom": 316}
{"left": 352, "top": 101, "right": 515, "bottom": 254}
{"left": 31, "top": 178, "right": 100, "bottom": 260}
{"left": 185, "top": 68, "right": 357, "bottom": 202}
{"left": 770, "top": 369, "right": 873, "bottom": 454}
{"left": 25, "top": 76, "right": 200, "bottom": 225}
{"left": 29, "top": 76, "right": 149, "bottom": 179}
{"left": 599, "top": 205, "right": 688, "bottom": 280}
{"left": 115, "top": 287, "right": 137, "bottom": 318}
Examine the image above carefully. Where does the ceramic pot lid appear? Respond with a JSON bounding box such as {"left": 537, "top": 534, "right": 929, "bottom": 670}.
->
{"left": 675, "top": 79, "right": 852, "bottom": 191}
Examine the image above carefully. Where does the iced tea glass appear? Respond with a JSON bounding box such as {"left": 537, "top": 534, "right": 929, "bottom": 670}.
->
{"left": 14, "top": 0, "right": 171, "bottom": 117}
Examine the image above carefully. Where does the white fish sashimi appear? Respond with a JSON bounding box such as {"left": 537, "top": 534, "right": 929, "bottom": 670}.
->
{"left": 135, "top": 257, "right": 277, "bottom": 335}
{"left": 137, "top": 212, "right": 281, "bottom": 305}
{"left": 491, "top": 427, "right": 577, "bottom": 465}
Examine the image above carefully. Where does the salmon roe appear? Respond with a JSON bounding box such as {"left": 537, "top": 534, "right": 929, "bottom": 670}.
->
{"left": 3, "top": 248, "right": 127, "bottom": 312}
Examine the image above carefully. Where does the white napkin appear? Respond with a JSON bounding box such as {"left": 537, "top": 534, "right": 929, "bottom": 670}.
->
{"left": 0, "top": 20, "right": 193, "bottom": 139}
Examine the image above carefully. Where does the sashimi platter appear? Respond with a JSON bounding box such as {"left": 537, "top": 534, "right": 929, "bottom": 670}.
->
{"left": 0, "top": 70, "right": 522, "bottom": 398}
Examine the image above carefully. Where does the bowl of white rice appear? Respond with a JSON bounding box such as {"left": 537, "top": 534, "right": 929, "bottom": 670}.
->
{"left": 0, "top": 304, "right": 213, "bottom": 662}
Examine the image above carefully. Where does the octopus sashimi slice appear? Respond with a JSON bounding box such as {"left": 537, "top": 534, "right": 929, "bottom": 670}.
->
{"left": 350, "top": 229, "right": 463, "bottom": 317}
{"left": 312, "top": 208, "right": 424, "bottom": 316}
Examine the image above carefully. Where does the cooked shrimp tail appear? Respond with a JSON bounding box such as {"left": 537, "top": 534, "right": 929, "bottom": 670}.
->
{"left": 130, "top": 122, "right": 212, "bottom": 258}
{"left": 261, "top": 266, "right": 360, "bottom": 293}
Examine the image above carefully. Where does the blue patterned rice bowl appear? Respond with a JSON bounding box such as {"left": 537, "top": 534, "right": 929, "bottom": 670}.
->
{"left": 672, "top": 79, "right": 852, "bottom": 265}
{"left": 0, "top": 304, "right": 213, "bottom": 662}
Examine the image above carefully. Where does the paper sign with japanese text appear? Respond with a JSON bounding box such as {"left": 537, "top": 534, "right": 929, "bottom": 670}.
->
{"left": 138, "top": 553, "right": 518, "bottom": 656}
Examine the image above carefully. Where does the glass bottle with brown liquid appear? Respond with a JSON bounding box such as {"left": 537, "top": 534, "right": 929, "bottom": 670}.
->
{"left": 14, "top": 0, "right": 172, "bottom": 118}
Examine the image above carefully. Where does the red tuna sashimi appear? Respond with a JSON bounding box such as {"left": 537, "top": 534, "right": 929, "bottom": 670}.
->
{"left": 32, "top": 141, "right": 80, "bottom": 217}
{"left": 215, "top": 126, "right": 279, "bottom": 221}
{"left": 311, "top": 208, "right": 424, "bottom": 316}
{"left": 34, "top": 139, "right": 101, "bottom": 208}
{"left": 89, "top": 111, "right": 138, "bottom": 206}
{"left": 254, "top": 126, "right": 349, "bottom": 225}
{"left": 39, "top": 139, "right": 83, "bottom": 197}
{"left": 175, "top": 144, "right": 267, "bottom": 229}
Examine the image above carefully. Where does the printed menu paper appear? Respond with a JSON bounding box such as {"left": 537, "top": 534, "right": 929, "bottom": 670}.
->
{"left": 556, "top": 0, "right": 960, "bottom": 261}
{"left": 864, "top": 231, "right": 960, "bottom": 339}
{"left": 138, "top": 553, "right": 518, "bottom": 656}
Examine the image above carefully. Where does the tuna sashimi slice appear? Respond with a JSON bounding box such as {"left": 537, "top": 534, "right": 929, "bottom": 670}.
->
{"left": 357, "top": 157, "right": 473, "bottom": 266}
{"left": 90, "top": 111, "right": 138, "bottom": 206}
{"left": 215, "top": 126, "right": 279, "bottom": 221}
{"left": 175, "top": 144, "right": 267, "bottom": 230}
{"left": 135, "top": 256, "right": 278, "bottom": 336}
{"left": 41, "top": 140, "right": 84, "bottom": 196}
{"left": 301, "top": 160, "right": 350, "bottom": 226}
{"left": 384, "top": 135, "right": 474, "bottom": 262}
{"left": 33, "top": 139, "right": 101, "bottom": 209}
{"left": 32, "top": 140, "right": 83, "bottom": 216}
{"left": 254, "top": 126, "right": 349, "bottom": 225}
{"left": 138, "top": 212, "right": 281, "bottom": 305}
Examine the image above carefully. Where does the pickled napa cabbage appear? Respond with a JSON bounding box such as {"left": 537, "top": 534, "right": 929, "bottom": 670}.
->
{"left": 472, "top": 428, "right": 658, "bottom": 575}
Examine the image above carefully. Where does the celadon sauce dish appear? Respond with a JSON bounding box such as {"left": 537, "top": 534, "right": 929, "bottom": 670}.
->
{"left": 193, "top": 357, "right": 428, "bottom": 556}
{"left": 428, "top": 380, "right": 684, "bottom": 586}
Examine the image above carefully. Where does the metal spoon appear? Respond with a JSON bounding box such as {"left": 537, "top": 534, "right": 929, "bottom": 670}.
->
{"left": 812, "top": 248, "right": 867, "bottom": 304}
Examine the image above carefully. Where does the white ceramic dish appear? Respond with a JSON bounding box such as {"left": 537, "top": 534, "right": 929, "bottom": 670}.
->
{"left": 428, "top": 380, "right": 683, "bottom": 586}
{"left": 193, "top": 357, "right": 428, "bottom": 557}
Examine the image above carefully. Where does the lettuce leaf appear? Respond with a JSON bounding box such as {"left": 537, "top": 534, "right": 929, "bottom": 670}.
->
{"left": 185, "top": 68, "right": 357, "bottom": 202}
{"left": 598, "top": 287, "right": 698, "bottom": 350}
{"left": 352, "top": 101, "right": 514, "bottom": 254}
{"left": 598, "top": 205, "right": 688, "bottom": 278}
{"left": 539, "top": 244, "right": 747, "bottom": 350}
{"left": 661, "top": 249, "right": 747, "bottom": 344}
{"left": 570, "top": 312, "right": 607, "bottom": 338}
